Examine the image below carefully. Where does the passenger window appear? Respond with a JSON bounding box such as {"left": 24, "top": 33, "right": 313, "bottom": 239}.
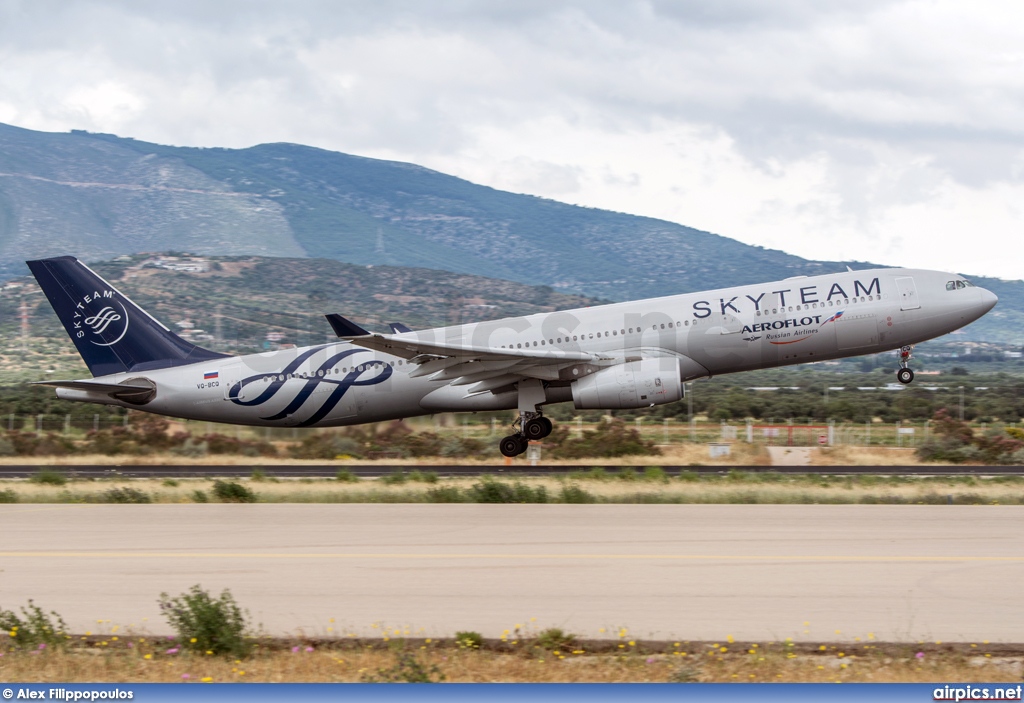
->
{"left": 573, "top": 336, "right": 578, "bottom": 341}
{"left": 685, "top": 320, "right": 689, "bottom": 326}
{"left": 660, "top": 323, "right": 665, "bottom": 330}
{"left": 597, "top": 332, "right": 601, "bottom": 338}
{"left": 517, "top": 343, "right": 522, "bottom": 349}
{"left": 668, "top": 322, "right": 673, "bottom": 328}
{"left": 541, "top": 340, "right": 545, "bottom": 345}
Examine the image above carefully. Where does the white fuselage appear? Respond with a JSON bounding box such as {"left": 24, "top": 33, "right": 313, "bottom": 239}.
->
{"left": 54, "top": 267, "right": 997, "bottom": 427}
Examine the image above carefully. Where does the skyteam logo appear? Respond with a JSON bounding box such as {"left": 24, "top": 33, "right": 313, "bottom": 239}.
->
{"left": 228, "top": 347, "right": 392, "bottom": 427}
{"left": 71, "top": 290, "right": 130, "bottom": 347}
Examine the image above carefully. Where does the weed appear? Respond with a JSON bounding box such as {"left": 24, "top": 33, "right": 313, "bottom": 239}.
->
{"left": 380, "top": 472, "right": 408, "bottom": 485}
{"left": 191, "top": 490, "right": 209, "bottom": 503}
{"left": 0, "top": 488, "right": 18, "bottom": 503}
{"left": 455, "top": 631, "right": 483, "bottom": 650}
{"left": 425, "top": 486, "right": 465, "bottom": 503}
{"left": 100, "top": 487, "right": 152, "bottom": 504}
{"left": 211, "top": 480, "right": 258, "bottom": 503}
{"left": 616, "top": 468, "right": 638, "bottom": 482}
{"left": 668, "top": 663, "right": 700, "bottom": 682}
{"left": 678, "top": 470, "right": 700, "bottom": 482}
{"left": 158, "top": 585, "right": 254, "bottom": 658}
{"left": 0, "top": 600, "right": 69, "bottom": 649}
{"left": 30, "top": 469, "right": 67, "bottom": 486}
{"left": 361, "top": 652, "right": 446, "bottom": 683}
{"left": 534, "top": 627, "right": 577, "bottom": 651}
{"left": 250, "top": 469, "right": 267, "bottom": 482}
{"left": 559, "top": 484, "right": 597, "bottom": 504}
{"left": 467, "top": 478, "right": 547, "bottom": 503}
{"left": 161, "top": 479, "right": 180, "bottom": 487}
{"left": 408, "top": 470, "right": 439, "bottom": 484}
{"left": 334, "top": 469, "right": 358, "bottom": 483}
{"left": 643, "top": 466, "right": 667, "bottom": 482}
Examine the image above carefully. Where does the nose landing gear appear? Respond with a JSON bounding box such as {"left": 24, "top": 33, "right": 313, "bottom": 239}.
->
{"left": 498, "top": 412, "right": 553, "bottom": 457}
{"left": 896, "top": 345, "right": 915, "bottom": 384}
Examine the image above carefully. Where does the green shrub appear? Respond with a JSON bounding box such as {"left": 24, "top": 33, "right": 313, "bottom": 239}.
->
{"left": 559, "top": 484, "right": 596, "bottom": 504}
{"left": 678, "top": 470, "right": 700, "bottom": 482}
{"left": 467, "top": 478, "right": 547, "bottom": 503}
{"left": 408, "top": 470, "right": 439, "bottom": 484}
{"left": 250, "top": 469, "right": 267, "bottom": 482}
{"left": 158, "top": 585, "right": 254, "bottom": 658}
{"left": 100, "top": 487, "right": 152, "bottom": 504}
{"left": 546, "top": 419, "right": 660, "bottom": 459}
{"left": 361, "top": 652, "right": 446, "bottom": 683}
{"left": 162, "top": 479, "right": 180, "bottom": 487}
{"left": 455, "top": 630, "right": 483, "bottom": 649}
{"left": 335, "top": 469, "right": 359, "bottom": 483}
{"left": 616, "top": 468, "right": 638, "bottom": 482}
{"left": 29, "top": 469, "right": 68, "bottom": 486}
{"left": 668, "top": 664, "right": 700, "bottom": 682}
{"left": 534, "top": 627, "right": 577, "bottom": 651}
{"left": 380, "top": 471, "right": 408, "bottom": 485}
{"left": 643, "top": 466, "right": 667, "bottom": 482}
{"left": 425, "top": 486, "right": 465, "bottom": 503}
{"left": 0, "top": 488, "right": 18, "bottom": 503}
{"left": 211, "top": 480, "right": 258, "bottom": 503}
{"left": 191, "top": 489, "right": 209, "bottom": 503}
{"left": 0, "top": 600, "right": 69, "bottom": 648}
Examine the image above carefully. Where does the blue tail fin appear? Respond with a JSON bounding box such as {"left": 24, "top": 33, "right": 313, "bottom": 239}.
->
{"left": 27, "top": 256, "right": 228, "bottom": 377}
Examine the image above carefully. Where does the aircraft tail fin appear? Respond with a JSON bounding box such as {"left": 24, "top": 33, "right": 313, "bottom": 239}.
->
{"left": 26, "top": 256, "right": 229, "bottom": 377}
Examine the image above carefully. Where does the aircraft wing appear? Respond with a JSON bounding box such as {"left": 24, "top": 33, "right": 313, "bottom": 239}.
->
{"left": 326, "top": 313, "right": 602, "bottom": 393}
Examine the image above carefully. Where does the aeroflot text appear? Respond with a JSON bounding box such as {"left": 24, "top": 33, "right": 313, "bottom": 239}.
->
{"left": 934, "top": 685, "right": 1023, "bottom": 701}
{"left": 742, "top": 316, "right": 822, "bottom": 334}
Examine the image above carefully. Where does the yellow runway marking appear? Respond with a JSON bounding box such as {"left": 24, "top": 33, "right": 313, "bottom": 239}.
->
{"left": 0, "top": 552, "right": 1022, "bottom": 561}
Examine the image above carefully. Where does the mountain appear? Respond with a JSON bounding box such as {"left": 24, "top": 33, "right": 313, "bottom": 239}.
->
{"left": 0, "top": 121, "right": 1021, "bottom": 343}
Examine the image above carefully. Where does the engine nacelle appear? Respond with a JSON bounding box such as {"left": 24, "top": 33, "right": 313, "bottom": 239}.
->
{"left": 571, "top": 358, "right": 683, "bottom": 409}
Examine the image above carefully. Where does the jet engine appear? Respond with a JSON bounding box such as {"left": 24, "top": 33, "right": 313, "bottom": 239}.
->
{"left": 571, "top": 358, "right": 683, "bottom": 409}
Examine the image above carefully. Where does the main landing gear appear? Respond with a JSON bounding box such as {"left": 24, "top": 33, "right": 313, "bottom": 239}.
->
{"left": 896, "top": 345, "right": 915, "bottom": 384}
{"left": 499, "top": 412, "right": 553, "bottom": 457}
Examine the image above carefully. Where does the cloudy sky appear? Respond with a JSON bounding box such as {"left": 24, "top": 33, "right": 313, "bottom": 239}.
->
{"left": 2, "top": 0, "right": 1023, "bottom": 278}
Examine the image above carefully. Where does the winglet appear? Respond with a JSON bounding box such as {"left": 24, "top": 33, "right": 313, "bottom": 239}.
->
{"left": 388, "top": 322, "right": 413, "bottom": 334}
{"left": 325, "top": 314, "right": 370, "bottom": 337}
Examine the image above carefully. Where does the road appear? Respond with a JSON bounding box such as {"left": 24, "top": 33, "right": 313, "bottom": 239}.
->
{"left": 1, "top": 504, "right": 1021, "bottom": 642}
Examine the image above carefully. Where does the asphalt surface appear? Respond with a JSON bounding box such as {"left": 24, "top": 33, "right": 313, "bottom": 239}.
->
{"left": 1, "top": 504, "right": 1021, "bottom": 642}
{"left": 2, "top": 464, "right": 1023, "bottom": 478}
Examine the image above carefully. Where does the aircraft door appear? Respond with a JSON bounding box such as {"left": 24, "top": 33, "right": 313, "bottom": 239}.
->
{"left": 895, "top": 277, "right": 920, "bottom": 311}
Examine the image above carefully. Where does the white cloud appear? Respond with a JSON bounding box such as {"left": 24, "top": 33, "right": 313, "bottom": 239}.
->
{"left": 0, "top": 0, "right": 1022, "bottom": 277}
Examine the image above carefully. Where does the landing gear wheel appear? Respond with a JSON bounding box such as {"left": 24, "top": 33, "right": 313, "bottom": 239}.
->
{"left": 523, "top": 417, "right": 550, "bottom": 441}
{"left": 538, "top": 416, "right": 553, "bottom": 438}
{"left": 897, "top": 368, "right": 914, "bottom": 384}
{"left": 499, "top": 434, "right": 528, "bottom": 457}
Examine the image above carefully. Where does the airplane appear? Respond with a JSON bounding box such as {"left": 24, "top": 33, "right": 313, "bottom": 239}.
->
{"left": 27, "top": 256, "right": 997, "bottom": 457}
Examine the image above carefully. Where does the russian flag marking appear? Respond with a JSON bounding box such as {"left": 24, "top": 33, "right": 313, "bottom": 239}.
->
{"left": 204, "top": 371, "right": 219, "bottom": 380}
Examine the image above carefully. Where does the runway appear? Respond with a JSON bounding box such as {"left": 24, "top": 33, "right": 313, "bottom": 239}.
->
{"left": 1, "top": 504, "right": 1021, "bottom": 642}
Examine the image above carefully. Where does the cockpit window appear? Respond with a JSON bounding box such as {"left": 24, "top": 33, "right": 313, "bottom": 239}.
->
{"left": 956, "top": 280, "right": 966, "bottom": 289}
{"left": 963, "top": 279, "right": 975, "bottom": 287}
{"left": 946, "top": 281, "right": 956, "bottom": 291}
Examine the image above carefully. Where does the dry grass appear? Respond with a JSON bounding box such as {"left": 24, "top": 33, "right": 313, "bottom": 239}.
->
{"left": 2, "top": 473, "right": 1022, "bottom": 504}
{"left": 813, "top": 446, "right": 922, "bottom": 465}
{"left": 1, "top": 640, "right": 1020, "bottom": 683}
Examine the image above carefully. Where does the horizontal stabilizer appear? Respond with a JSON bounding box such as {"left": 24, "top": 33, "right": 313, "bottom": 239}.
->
{"left": 388, "top": 322, "right": 413, "bottom": 334}
{"left": 325, "top": 314, "right": 370, "bottom": 337}
{"left": 32, "top": 379, "right": 156, "bottom": 404}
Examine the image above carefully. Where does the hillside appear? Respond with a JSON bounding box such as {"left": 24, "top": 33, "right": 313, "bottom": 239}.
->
{"left": 0, "top": 122, "right": 1021, "bottom": 342}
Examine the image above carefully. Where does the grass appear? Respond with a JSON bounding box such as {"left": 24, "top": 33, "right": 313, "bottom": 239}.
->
{"left": 0, "top": 637, "right": 1019, "bottom": 683}
{"left": 0, "top": 474, "right": 1021, "bottom": 505}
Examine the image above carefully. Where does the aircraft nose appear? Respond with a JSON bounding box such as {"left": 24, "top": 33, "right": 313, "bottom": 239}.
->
{"left": 979, "top": 287, "right": 998, "bottom": 313}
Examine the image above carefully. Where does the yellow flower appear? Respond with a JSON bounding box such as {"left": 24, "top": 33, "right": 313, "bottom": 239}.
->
{"left": 190, "top": 638, "right": 197, "bottom": 643}
{"left": 201, "top": 677, "right": 212, "bottom": 683}
{"left": 143, "top": 654, "right": 152, "bottom": 660}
